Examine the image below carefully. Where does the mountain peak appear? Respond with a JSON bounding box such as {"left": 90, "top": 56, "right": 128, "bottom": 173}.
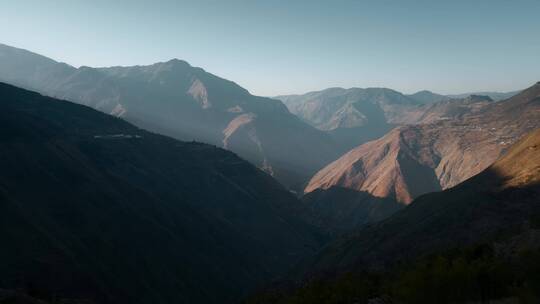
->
{"left": 143, "top": 58, "right": 193, "bottom": 71}
{"left": 149, "top": 58, "right": 193, "bottom": 70}
{"left": 166, "top": 58, "right": 191, "bottom": 66}
{"left": 414, "top": 90, "right": 434, "bottom": 94}
{"left": 407, "top": 90, "right": 449, "bottom": 104}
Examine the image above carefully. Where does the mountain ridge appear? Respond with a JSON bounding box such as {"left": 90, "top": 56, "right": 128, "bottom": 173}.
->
{"left": 0, "top": 82, "right": 323, "bottom": 304}
{"left": 0, "top": 43, "right": 339, "bottom": 189}
{"left": 305, "top": 82, "right": 540, "bottom": 207}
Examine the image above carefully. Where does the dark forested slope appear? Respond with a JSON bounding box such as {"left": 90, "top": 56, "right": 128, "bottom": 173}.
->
{"left": 0, "top": 83, "right": 321, "bottom": 304}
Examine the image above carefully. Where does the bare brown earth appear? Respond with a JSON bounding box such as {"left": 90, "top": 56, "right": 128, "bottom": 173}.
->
{"left": 307, "top": 126, "right": 540, "bottom": 275}
{"left": 305, "top": 82, "right": 540, "bottom": 204}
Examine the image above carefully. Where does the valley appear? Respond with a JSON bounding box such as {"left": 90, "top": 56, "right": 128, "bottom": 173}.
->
{"left": 0, "top": 44, "right": 338, "bottom": 190}
{"left": 305, "top": 83, "right": 540, "bottom": 210}
{"left": 0, "top": 82, "right": 323, "bottom": 304}
{"left": 1, "top": 3, "right": 539, "bottom": 303}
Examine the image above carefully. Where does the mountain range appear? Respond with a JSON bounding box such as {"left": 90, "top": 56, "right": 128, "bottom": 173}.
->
{"left": 276, "top": 87, "right": 519, "bottom": 151}
{"left": 249, "top": 123, "right": 540, "bottom": 304}
{"left": 1, "top": 42, "right": 539, "bottom": 304}
{"left": 0, "top": 43, "right": 338, "bottom": 189}
{"left": 0, "top": 43, "right": 523, "bottom": 192}
{"left": 305, "top": 83, "right": 540, "bottom": 206}
{"left": 0, "top": 82, "right": 323, "bottom": 304}
{"left": 276, "top": 87, "right": 419, "bottom": 152}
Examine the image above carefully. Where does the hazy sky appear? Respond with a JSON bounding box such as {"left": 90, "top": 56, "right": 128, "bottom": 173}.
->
{"left": 1, "top": 0, "right": 539, "bottom": 96}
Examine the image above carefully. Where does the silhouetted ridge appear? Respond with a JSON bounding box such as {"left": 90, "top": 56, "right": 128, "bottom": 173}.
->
{"left": 299, "top": 187, "right": 403, "bottom": 234}
{"left": 0, "top": 82, "right": 322, "bottom": 304}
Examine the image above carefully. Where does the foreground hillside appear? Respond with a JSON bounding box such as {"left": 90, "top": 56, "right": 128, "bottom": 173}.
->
{"left": 0, "top": 83, "right": 322, "bottom": 304}
{"left": 249, "top": 127, "right": 540, "bottom": 304}
{"left": 305, "top": 82, "right": 540, "bottom": 208}
{"left": 0, "top": 43, "right": 338, "bottom": 189}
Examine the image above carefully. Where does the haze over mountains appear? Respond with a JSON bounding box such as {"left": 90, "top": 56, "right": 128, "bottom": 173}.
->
{"left": 0, "top": 82, "right": 323, "bottom": 304}
{"left": 0, "top": 42, "right": 528, "bottom": 195}
{"left": 276, "top": 88, "right": 518, "bottom": 151}
{"left": 0, "top": 43, "right": 338, "bottom": 189}
{"left": 1, "top": 40, "right": 539, "bottom": 304}
{"left": 1, "top": 43, "right": 524, "bottom": 193}
{"left": 276, "top": 88, "right": 411, "bottom": 152}
{"left": 305, "top": 83, "right": 540, "bottom": 206}
{"left": 252, "top": 120, "right": 540, "bottom": 304}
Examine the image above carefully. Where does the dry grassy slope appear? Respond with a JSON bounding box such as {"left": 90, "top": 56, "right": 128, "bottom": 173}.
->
{"left": 307, "top": 127, "right": 540, "bottom": 274}
{"left": 413, "top": 95, "right": 493, "bottom": 124}
{"left": 305, "top": 82, "right": 540, "bottom": 204}
{"left": 304, "top": 126, "right": 441, "bottom": 203}
{"left": 489, "top": 128, "right": 540, "bottom": 188}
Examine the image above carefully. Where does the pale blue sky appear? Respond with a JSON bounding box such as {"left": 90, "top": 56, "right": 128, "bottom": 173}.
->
{"left": 1, "top": 0, "right": 539, "bottom": 96}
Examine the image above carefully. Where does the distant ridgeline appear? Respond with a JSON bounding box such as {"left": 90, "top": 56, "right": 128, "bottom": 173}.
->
{"left": 1, "top": 41, "right": 539, "bottom": 304}
{"left": 0, "top": 43, "right": 339, "bottom": 190}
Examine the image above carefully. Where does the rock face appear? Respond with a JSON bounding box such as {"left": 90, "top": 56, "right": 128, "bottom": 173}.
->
{"left": 305, "top": 83, "right": 540, "bottom": 205}
{"left": 308, "top": 127, "right": 540, "bottom": 274}
{"left": 0, "top": 83, "right": 322, "bottom": 304}
{"left": 0, "top": 43, "right": 338, "bottom": 189}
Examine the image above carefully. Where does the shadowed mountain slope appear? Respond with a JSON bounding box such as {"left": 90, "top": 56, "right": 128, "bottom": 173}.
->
{"left": 0, "top": 83, "right": 322, "bottom": 304}
{"left": 374, "top": 94, "right": 496, "bottom": 126}
{"left": 298, "top": 187, "right": 403, "bottom": 235}
{"left": 0, "top": 43, "right": 338, "bottom": 189}
{"left": 307, "top": 127, "right": 540, "bottom": 274}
